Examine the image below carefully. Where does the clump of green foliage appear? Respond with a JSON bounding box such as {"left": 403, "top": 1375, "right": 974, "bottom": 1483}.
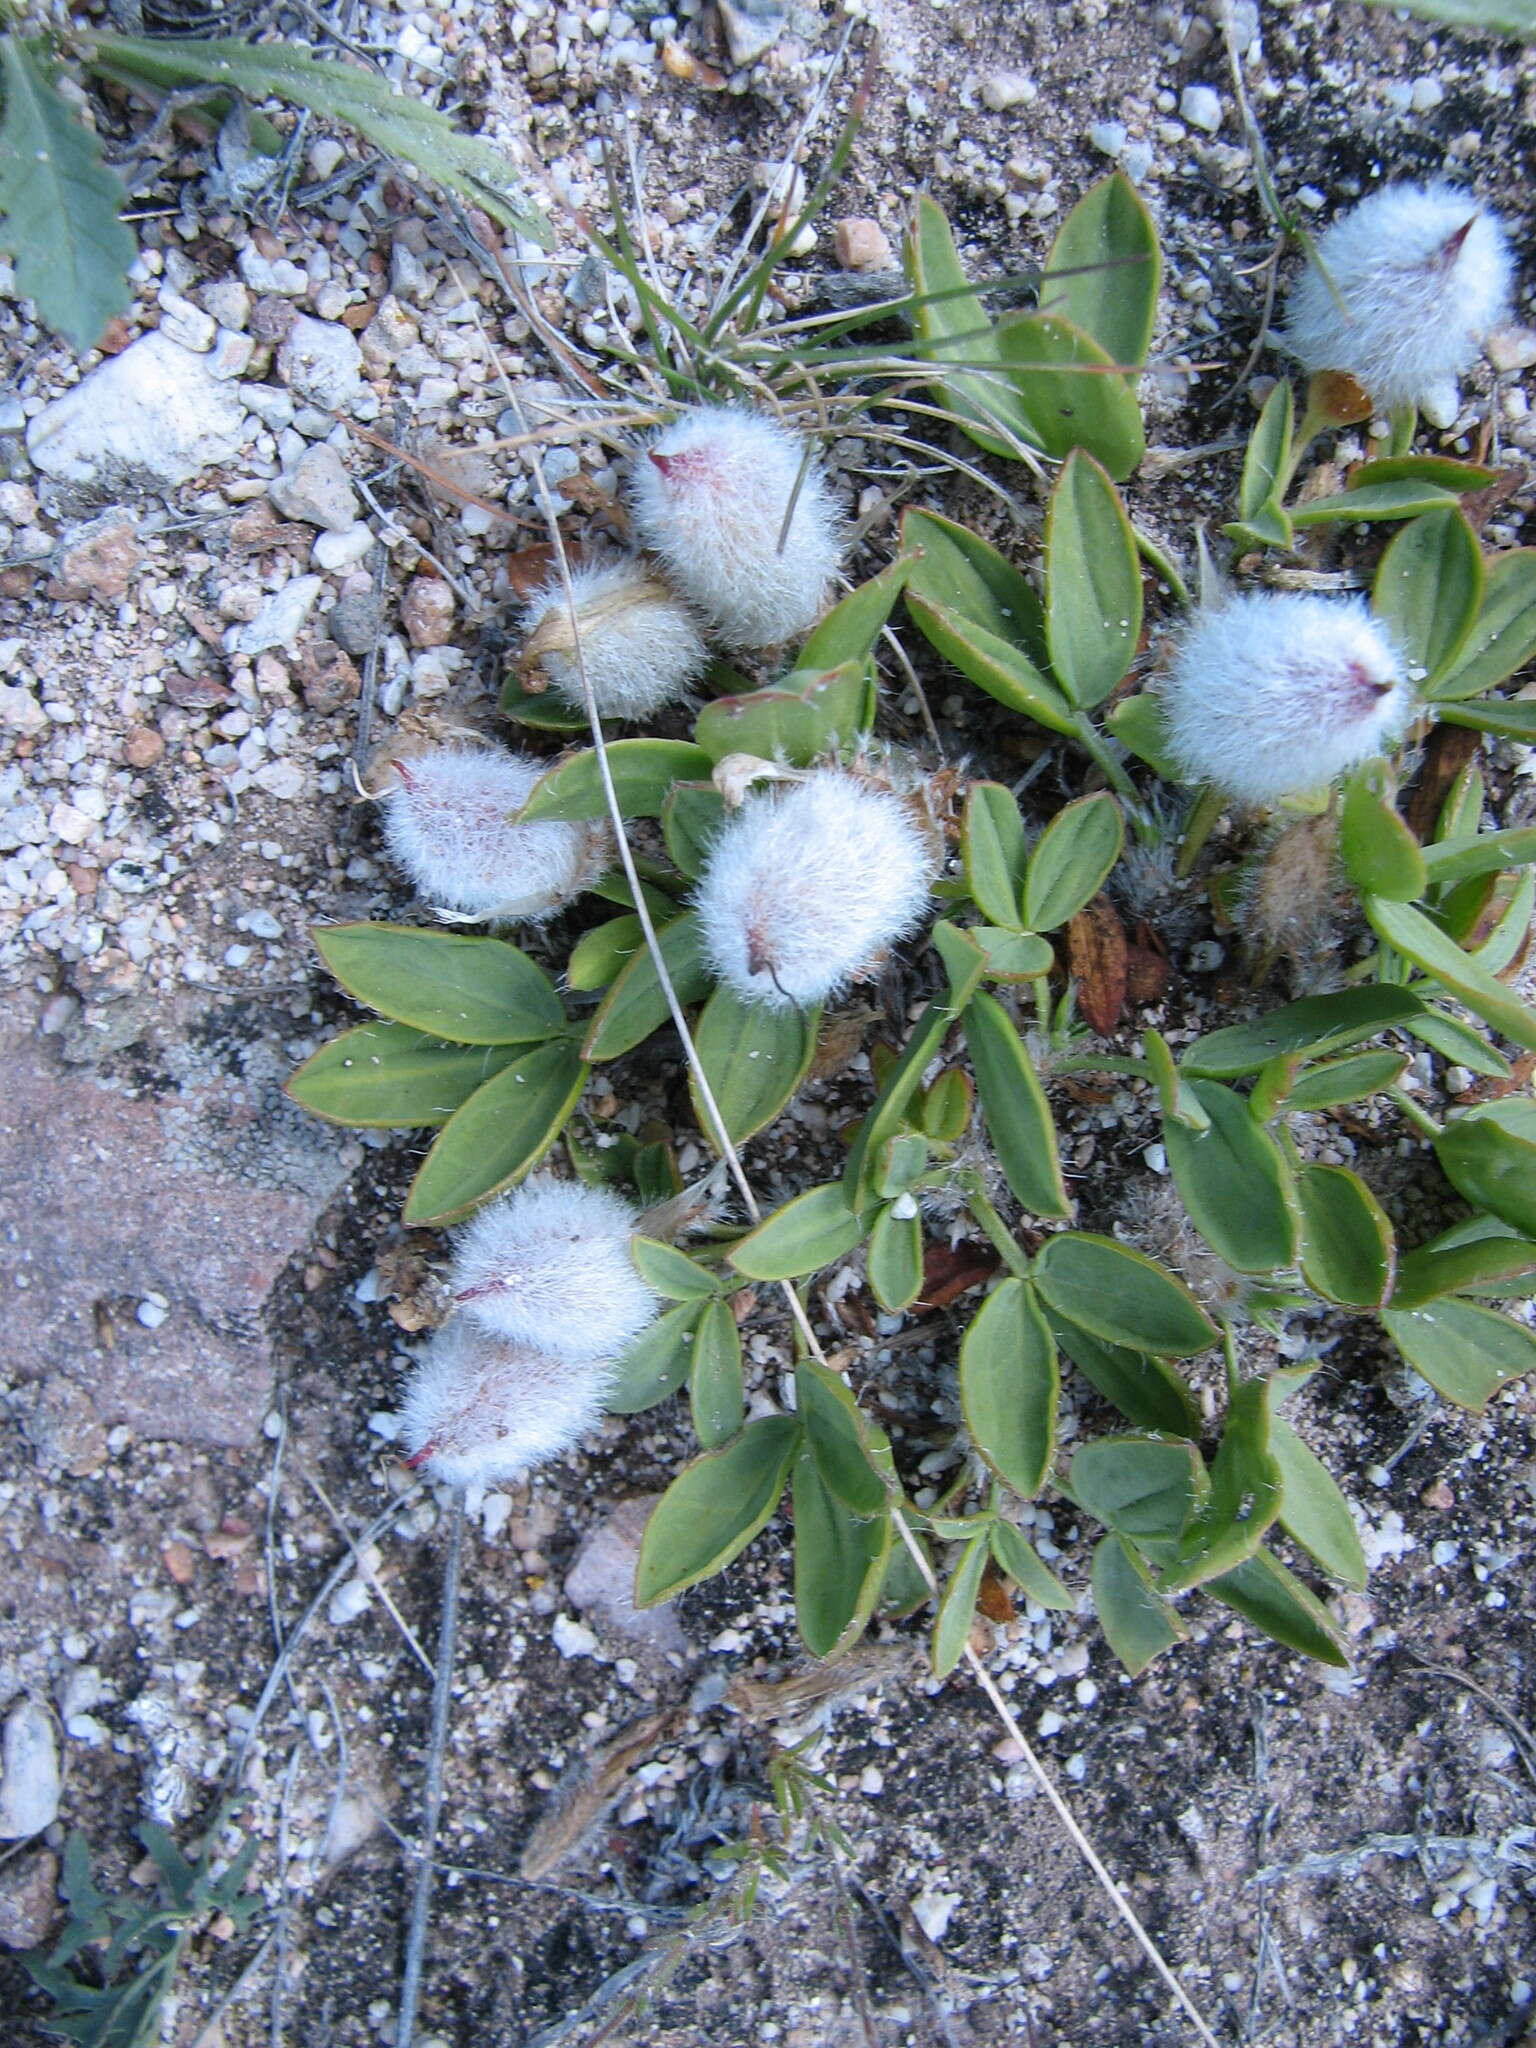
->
{"left": 24, "top": 1816, "right": 258, "bottom": 2048}
{"left": 282, "top": 152, "right": 1536, "bottom": 1685}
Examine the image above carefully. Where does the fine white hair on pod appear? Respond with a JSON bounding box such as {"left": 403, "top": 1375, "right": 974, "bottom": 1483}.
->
{"left": 520, "top": 554, "right": 709, "bottom": 721}
{"left": 379, "top": 742, "right": 608, "bottom": 922}
{"left": 1284, "top": 181, "right": 1513, "bottom": 425}
{"left": 693, "top": 767, "right": 937, "bottom": 1008}
{"left": 396, "top": 1319, "right": 615, "bottom": 1489}
{"left": 627, "top": 405, "right": 844, "bottom": 648}
{"left": 448, "top": 1175, "right": 660, "bottom": 1361}
{"left": 1159, "top": 591, "right": 1414, "bottom": 806}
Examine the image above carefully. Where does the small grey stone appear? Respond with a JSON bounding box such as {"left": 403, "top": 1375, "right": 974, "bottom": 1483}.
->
{"left": 237, "top": 245, "right": 308, "bottom": 296}
{"left": 269, "top": 444, "right": 358, "bottom": 532}
{"left": 201, "top": 277, "right": 251, "bottom": 330}
{"left": 1180, "top": 84, "right": 1222, "bottom": 134}
{"left": 313, "top": 526, "right": 374, "bottom": 572}
{"left": 0, "top": 1847, "right": 57, "bottom": 1949}
{"left": 0, "top": 1699, "right": 61, "bottom": 1840}
{"left": 327, "top": 590, "right": 384, "bottom": 656}
{"left": 241, "top": 384, "right": 295, "bottom": 431}
{"left": 982, "top": 69, "right": 1037, "bottom": 112}
{"left": 389, "top": 242, "right": 435, "bottom": 306}
{"left": 0, "top": 684, "right": 46, "bottom": 737}
{"left": 277, "top": 316, "right": 364, "bottom": 411}
{"left": 224, "top": 575, "right": 324, "bottom": 656}
{"left": 26, "top": 332, "right": 250, "bottom": 492}
{"left": 158, "top": 291, "right": 216, "bottom": 353}
{"left": 717, "top": 0, "right": 784, "bottom": 66}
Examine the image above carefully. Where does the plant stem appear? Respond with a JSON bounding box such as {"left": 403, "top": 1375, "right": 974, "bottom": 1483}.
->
{"left": 1175, "top": 782, "right": 1226, "bottom": 879}
{"left": 1048, "top": 1054, "right": 1149, "bottom": 1080}
{"left": 956, "top": 1169, "right": 1031, "bottom": 1278}
{"left": 1071, "top": 712, "right": 1157, "bottom": 843}
{"left": 1387, "top": 1085, "right": 1442, "bottom": 1140}
{"left": 395, "top": 1492, "right": 465, "bottom": 2048}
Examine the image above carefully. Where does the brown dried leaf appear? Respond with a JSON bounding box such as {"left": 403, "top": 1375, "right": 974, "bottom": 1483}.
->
{"left": 519, "top": 1705, "right": 685, "bottom": 1880}
{"left": 976, "top": 1563, "right": 1015, "bottom": 1625}
{"left": 1067, "top": 895, "right": 1128, "bottom": 1036}
{"left": 1404, "top": 721, "right": 1482, "bottom": 845}
{"left": 914, "top": 1238, "right": 1000, "bottom": 1313}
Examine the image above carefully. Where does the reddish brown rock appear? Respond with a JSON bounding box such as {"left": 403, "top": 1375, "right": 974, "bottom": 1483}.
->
{"left": 400, "top": 576, "right": 455, "bottom": 649}
{"left": 48, "top": 517, "right": 143, "bottom": 603}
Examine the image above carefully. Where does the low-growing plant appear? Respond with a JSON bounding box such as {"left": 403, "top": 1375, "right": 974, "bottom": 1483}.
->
{"left": 23, "top": 1813, "right": 259, "bottom": 2048}
{"left": 281, "top": 140, "right": 1536, "bottom": 1696}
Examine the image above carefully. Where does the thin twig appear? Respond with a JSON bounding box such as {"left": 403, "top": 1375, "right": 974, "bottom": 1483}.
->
{"left": 301, "top": 1464, "right": 436, "bottom": 1679}
{"left": 395, "top": 1492, "right": 467, "bottom": 2048}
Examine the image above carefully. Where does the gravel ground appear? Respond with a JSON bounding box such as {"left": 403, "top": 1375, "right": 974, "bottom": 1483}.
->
{"left": 2, "top": 2, "right": 1536, "bottom": 2045}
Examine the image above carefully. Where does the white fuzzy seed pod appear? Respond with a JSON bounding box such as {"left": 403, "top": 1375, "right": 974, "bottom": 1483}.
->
{"left": 693, "top": 767, "right": 936, "bottom": 1007}
{"left": 1284, "top": 181, "right": 1513, "bottom": 424}
{"left": 520, "top": 555, "right": 709, "bottom": 721}
{"left": 380, "top": 741, "right": 608, "bottom": 922}
{"left": 396, "top": 1319, "right": 614, "bottom": 1489}
{"left": 1160, "top": 592, "right": 1413, "bottom": 806}
{"left": 449, "top": 1175, "right": 660, "bottom": 1360}
{"left": 627, "top": 405, "right": 843, "bottom": 648}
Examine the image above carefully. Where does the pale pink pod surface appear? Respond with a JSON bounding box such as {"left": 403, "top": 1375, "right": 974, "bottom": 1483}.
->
{"left": 693, "top": 768, "right": 936, "bottom": 1008}
{"left": 520, "top": 555, "right": 708, "bottom": 721}
{"left": 449, "top": 1175, "right": 659, "bottom": 1360}
{"left": 380, "top": 742, "right": 605, "bottom": 922}
{"left": 397, "top": 1320, "right": 614, "bottom": 1488}
{"left": 627, "top": 405, "right": 843, "bottom": 647}
{"left": 1161, "top": 592, "right": 1413, "bottom": 806}
{"left": 1284, "top": 181, "right": 1513, "bottom": 423}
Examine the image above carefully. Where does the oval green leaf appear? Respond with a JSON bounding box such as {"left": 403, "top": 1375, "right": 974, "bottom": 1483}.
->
{"left": 1298, "top": 1164, "right": 1396, "bottom": 1309}
{"left": 1048, "top": 1312, "right": 1201, "bottom": 1437}
{"left": 1434, "top": 1098, "right": 1536, "bottom": 1237}
{"left": 1204, "top": 1548, "right": 1348, "bottom": 1667}
{"left": 1270, "top": 1412, "right": 1367, "bottom": 1588}
{"left": 1282, "top": 1049, "right": 1409, "bottom": 1114}
{"left": 1044, "top": 452, "right": 1142, "bottom": 709}
{"left": 962, "top": 782, "right": 1029, "bottom": 929}
{"left": 690, "top": 1297, "right": 745, "bottom": 1449}
{"left": 959, "top": 1277, "right": 1059, "bottom": 1498}
{"left": 582, "top": 913, "right": 713, "bottom": 1062}
{"left": 796, "top": 1355, "right": 890, "bottom": 1516}
{"left": 1036, "top": 1232, "right": 1219, "bottom": 1357}
{"left": 517, "top": 739, "right": 713, "bottom": 824}
{"left": 994, "top": 310, "right": 1147, "bottom": 480}
{"left": 630, "top": 1237, "right": 720, "bottom": 1301}
{"left": 989, "top": 1519, "right": 1073, "bottom": 1610}
{"left": 402, "top": 1038, "right": 587, "bottom": 1225}
{"left": 901, "top": 507, "right": 1046, "bottom": 657}
{"left": 797, "top": 552, "right": 914, "bottom": 671}
{"left": 1181, "top": 985, "right": 1424, "bottom": 1077}
{"left": 907, "top": 593, "right": 1077, "bottom": 737}
{"left": 689, "top": 985, "right": 821, "bottom": 1148}
{"left": 1382, "top": 1296, "right": 1536, "bottom": 1411}
{"left": 313, "top": 924, "right": 565, "bottom": 1044}
{"left": 634, "top": 1414, "right": 802, "bottom": 1605}
{"left": 868, "top": 1200, "right": 925, "bottom": 1314}
{"left": 1238, "top": 380, "right": 1294, "bottom": 522}
{"left": 971, "top": 926, "right": 1057, "bottom": 982}
{"left": 1371, "top": 508, "right": 1484, "bottom": 687}
{"left": 1021, "top": 793, "right": 1127, "bottom": 932}
{"left": 567, "top": 914, "right": 644, "bottom": 993}
{"left": 931, "top": 1530, "right": 990, "bottom": 1679}
{"left": 905, "top": 193, "right": 1040, "bottom": 460}
{"left": 1042, "top": 170, "right": 1160, "bottom": 372}
{"left": 964, "top": 991, "right": 1071, "bottom": 1219}
{"left": 1364, "top": 895, "right": 1536, "bottom": 1053}
{"left": 606, "top": 1299, "right": 706, "bottom": 1413}
{"left": 1071, "top": 1436, "right": 1205, "bottom": 1561}
{"left": 1427, "top": 546, "right": 1536, "bottom": 702}
{"left": 1091, "top": 1534, "right": 1185, "bottom": 1676}
{"left": 1340, "top": 761, "right": 1427, "bottom": 902}
{"left": 286, "top": 1024, "right": 522, "bottom": 1127}
{"left": 693, "top": 663, "right": 873, "bottom": 768}
{"left": 661, "top": 782, "right": 726, "bottom": 882}
{"left": 1162, "top": 1077, "right": 1297, "bottom": 1276}
{"left": 730, "top": 1183, "right": 871, "bottom": 1282}
{"left": 793, "top": 1451, "right": 892, "bottom": 1659}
